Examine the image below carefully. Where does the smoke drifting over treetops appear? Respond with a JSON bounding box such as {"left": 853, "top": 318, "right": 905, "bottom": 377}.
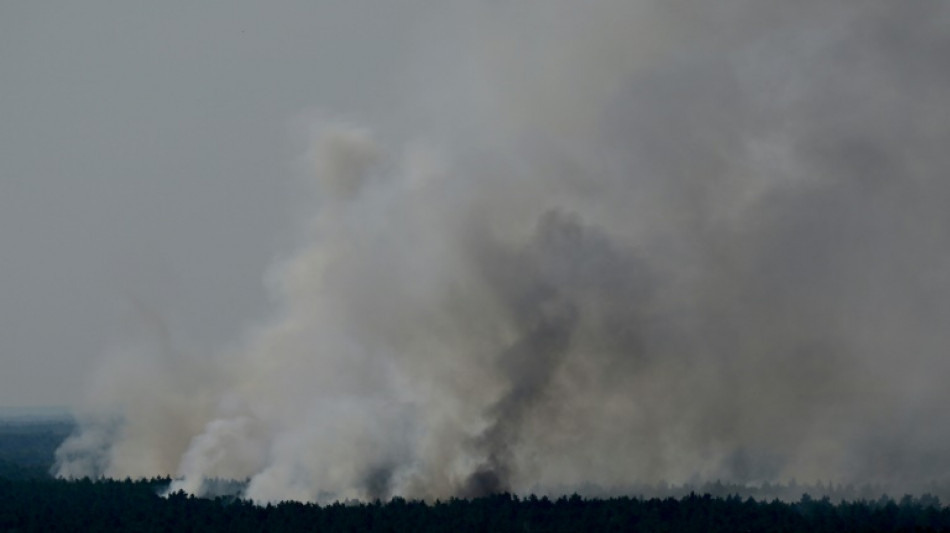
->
{"left": 55, "top": 1, "right": 950, "bottom": 502}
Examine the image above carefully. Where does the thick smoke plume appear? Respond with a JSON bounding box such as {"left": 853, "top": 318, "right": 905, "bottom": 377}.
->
{"left": 56, "top": 1, "right": 950, "bottom": 502}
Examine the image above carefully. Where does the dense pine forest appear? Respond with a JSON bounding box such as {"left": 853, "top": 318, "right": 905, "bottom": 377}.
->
{"left": 3, "top": 419, "right": 950, "bottom": 532}
{"left": 3, "top": 477, "right": 950, "bottom": 532}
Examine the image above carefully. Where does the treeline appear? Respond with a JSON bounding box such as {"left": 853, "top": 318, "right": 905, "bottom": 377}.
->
{"left": 0, "top": 417, "right": 73, "bottom": 470}
{"left": 575, "top": 479, "right": 950, "bottom": 507}
{"left": 2, "top": 476, "right": 950, "bottom": 532}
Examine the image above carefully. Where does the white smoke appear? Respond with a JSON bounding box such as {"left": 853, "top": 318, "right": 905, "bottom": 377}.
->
{"left": 55, "top": 1, "right": 950, "bottom": 502}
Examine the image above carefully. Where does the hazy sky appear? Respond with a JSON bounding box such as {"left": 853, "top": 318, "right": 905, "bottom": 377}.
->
{"left": 1, "top": 2, "right": 444, "bottom": 408}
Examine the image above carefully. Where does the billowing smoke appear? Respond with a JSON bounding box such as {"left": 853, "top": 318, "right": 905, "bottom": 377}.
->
{"left": 55, "top": 1, "right": 950, "bottom": 502}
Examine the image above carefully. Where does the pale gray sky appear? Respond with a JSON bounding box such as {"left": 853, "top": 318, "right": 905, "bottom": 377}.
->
{"left": 0, "top": 2, "right": 444, "bottom": 407}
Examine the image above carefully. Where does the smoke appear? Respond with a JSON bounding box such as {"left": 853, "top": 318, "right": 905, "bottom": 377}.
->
{"left": 55, "top": 0, "right": 950, "bottom": 502}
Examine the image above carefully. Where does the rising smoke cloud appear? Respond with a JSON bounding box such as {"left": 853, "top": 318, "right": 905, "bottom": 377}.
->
{"left": 55, "top": 1, "right": 950, "bottom": 502}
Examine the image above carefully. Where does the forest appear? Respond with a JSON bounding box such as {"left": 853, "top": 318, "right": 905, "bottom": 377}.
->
{"left": 3, "top": 418, "right": 950, "bottom": 532}
{"left": 3, "top": 476, "right": 950, "bottom": 532}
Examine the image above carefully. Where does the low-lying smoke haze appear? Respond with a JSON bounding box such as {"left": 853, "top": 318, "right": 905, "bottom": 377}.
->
{"left": 45, "top": 1, "right": 950, "bottom": 502}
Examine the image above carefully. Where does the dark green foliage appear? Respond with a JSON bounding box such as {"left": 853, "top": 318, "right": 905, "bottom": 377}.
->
{"left": 0, "top": 418, "right": 73, "bottom": 470}
{"left": 1, "top": 479, "right": 949, "bottom": 533}
{"left": 0, "top": 458, "right": 50, "bottom": 480}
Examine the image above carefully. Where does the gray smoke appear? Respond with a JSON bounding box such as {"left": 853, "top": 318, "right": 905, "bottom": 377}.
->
{"left": 55, "top": 1, "right": 950, "bottom": 502}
